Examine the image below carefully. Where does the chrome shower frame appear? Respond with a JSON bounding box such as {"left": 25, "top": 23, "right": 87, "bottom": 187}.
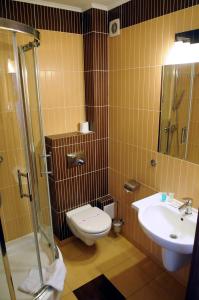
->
{"left": 0, "top": 17, "right": 57, "bottom": 300}
{"left": 0, "top": 18, "right": 40, "bottom": 40}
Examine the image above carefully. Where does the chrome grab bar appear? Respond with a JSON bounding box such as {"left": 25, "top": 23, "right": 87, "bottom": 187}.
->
{"left": 39, "top": 152, "right": 53, "bottom": 176}
{"left": 17, "top": 170, "right": 32, "bottom": 199}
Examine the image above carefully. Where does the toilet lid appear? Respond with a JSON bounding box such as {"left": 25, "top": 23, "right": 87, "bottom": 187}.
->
{"left": 70, "top": 207, "right": 112, "bottom": 234}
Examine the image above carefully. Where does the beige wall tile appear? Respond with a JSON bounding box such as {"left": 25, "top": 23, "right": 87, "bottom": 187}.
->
{"left": 38, "top": 30, "right": 86, "bottom": 136}
{"left": 109, "top": 5, "right": 199, "bottom": 286}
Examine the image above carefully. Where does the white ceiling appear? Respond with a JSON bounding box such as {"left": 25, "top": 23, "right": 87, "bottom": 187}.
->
{"left": 15, "top": 0, "right": 130, "bottom": 12}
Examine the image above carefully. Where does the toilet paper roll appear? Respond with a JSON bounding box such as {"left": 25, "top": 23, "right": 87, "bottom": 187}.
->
{"left": 80, "top": 122, "right": 89, "bottom": 133}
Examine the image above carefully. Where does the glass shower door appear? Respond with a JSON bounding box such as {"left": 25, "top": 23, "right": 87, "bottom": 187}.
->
{"left": 0, "top": 28, "right": 43, "bottom": 299}
{"left": 18, "top": 39, "right": 56, "bottom": 262}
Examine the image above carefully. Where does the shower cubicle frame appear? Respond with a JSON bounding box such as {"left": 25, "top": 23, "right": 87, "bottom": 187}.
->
{"left": 0, "top": 18, "right": 56, "bottom": 300}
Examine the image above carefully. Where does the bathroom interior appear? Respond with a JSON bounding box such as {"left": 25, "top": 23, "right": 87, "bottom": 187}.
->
{"left": 1, "top": 0, "right": 199, "bottom": 299}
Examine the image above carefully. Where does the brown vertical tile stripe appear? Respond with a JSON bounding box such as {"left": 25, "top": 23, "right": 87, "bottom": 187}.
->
{"left": 83, "top": 8, "right": 108, "bottom": 144}
{"left": 84, "top": 33, "right": 108, "bottom": 71}
{"left": 108, "top": 0, "right": 199, "bottom": 29}
{"left": 0, "top": 0, "right": 82, "bottom": 33}
{"left": 83, "top": 8, "right": 108, "bottom": 34}
{"left": 46, "top": 131, "right": 110, "bottom": 241}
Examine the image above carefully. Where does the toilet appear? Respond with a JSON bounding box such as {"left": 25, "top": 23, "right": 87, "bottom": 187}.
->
{"left": 66, "top": 204, "right": 112, "bottom": 246}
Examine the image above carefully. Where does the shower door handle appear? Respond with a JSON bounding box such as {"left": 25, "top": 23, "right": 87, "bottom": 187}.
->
{"left": 39, "top": 153, "right": 53, "bottom": 176}
{"left": 17, "top": 170, "right": 32, "bottom": 199}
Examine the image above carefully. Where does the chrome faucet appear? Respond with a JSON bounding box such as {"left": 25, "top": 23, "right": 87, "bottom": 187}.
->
{"left": 178, "top": 198, "right": 193, "bottom": 215}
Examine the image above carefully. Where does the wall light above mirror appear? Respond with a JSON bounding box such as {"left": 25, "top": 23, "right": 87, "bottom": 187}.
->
{"left": 166, "top": 29, "right": 199, "bottom": 65}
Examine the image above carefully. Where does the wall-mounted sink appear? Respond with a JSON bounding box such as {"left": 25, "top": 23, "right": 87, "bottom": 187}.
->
{"left": 132, "top": 193, "right": 198, "bottom": 272}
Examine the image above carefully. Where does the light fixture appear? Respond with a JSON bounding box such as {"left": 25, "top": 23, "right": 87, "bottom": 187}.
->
{"left": 7, "top": 59, "right": 16, "bottom": 74}
{"left": 165, "top": 29, "right": 199, "bottom": 65}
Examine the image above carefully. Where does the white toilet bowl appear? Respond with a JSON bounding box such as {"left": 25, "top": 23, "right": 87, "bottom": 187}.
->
{"left": 66, "top": 204, "right": 112, "bottom": 246}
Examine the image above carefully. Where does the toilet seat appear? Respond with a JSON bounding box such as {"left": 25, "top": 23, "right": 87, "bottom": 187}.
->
{"left": 68, "top": 206, "right": 112, "bottom": 234}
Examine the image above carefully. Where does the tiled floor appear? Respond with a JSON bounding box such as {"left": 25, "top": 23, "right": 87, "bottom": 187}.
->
{"left": 59, "top": 233, "right": 186, "bottom": 299}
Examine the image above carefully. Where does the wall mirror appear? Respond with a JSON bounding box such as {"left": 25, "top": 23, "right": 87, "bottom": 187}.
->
{"left": 158, "top": 63, "right": 199, "bottom": 164}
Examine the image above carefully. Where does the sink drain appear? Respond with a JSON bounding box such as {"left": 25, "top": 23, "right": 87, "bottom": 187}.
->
{"left": 169, "top": 233, "right": 178, "bottom": 239}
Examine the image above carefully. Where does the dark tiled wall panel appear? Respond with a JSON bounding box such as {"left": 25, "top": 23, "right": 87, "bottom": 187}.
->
{"left": 84, "top": 106, "right": 108, "bottom": 137}
{"left": 109, "top": 0, "right": 199, "bottom": 29}
{"left": 0, "top": 0, "right": 82, "bottom": 33}
{"left": 84, "top": 71, "right": 108, "bottom": 107}
{"left": 45, "top": 132, "right": 96, "bottom": 147}
{"left": 84, "top": 33, "right": 108, "bottom": 71}
{"left": 83, "top": 8, "right": 108, "bottom": 33}
{"left": 46, "top": 131, "right": 110, "bottom": 240}
{"left": 51, "top": 169, "right": 108, "bottom": 212}
{"left": 47, "top": 138, "right": 108, "bottom": 182}
{"left": 83, "top": 8, "right": 108, "bottom": 138}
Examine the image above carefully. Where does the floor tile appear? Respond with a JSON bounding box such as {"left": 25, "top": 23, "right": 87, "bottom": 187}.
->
{"left": 104, "top": 233, "right": 146, "bottom": 260}
{"left": 155, "top": 272, "right": 186, "bottom": 299}
{"left": 60, "top": 238, "right": 92, "bottom": 261}
{"left": 106, "top": 257, "right": 164, "bottom": 297}
{"left": 64, "top": 257, "right": 101, "bottom": 290}
{"left": 60, "top": 233, "right": 146, "bottom": 292}
{"left": 67, "top": 234, "right": 144, "bottom": 273}
{"left": 127, "top": 280, "right": 171, "bottom": 300}
{"left": 127, "top": 272, "right": 186, "bottom": 300}
{"left": 60, "top": 279, "right": 71, "bottom": 298}
{"left": 104, "top": 256, "right": 145, "bottom": 279}
{"left": 60, "top": 292, "right": 77, "bottom": 300}
{"left": 59, "top": 234, "right": 185, "bottom": 300}
{"left": 81, "top": 240, "right": 140, "bottom": 272}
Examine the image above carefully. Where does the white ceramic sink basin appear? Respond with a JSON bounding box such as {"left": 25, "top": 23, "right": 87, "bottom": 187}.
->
{"left": 138, "top": 202, "right": 196, "bottom": 254}
{"left": 132, "top": 193, "right": 198, "bottom": 271}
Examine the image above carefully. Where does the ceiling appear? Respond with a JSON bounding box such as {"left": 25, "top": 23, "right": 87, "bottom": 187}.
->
{"left": 15, "top": 0, "right": 130, "bottom": 12}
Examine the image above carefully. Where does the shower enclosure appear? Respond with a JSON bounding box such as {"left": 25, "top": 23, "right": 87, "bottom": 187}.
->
{"left": 0, "top": 18, "right": 57, "bottom": 299}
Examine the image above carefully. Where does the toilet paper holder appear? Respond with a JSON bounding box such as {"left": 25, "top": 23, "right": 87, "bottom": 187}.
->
{"left": 124, "top": 179, "right": 140, "bottom": 193}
